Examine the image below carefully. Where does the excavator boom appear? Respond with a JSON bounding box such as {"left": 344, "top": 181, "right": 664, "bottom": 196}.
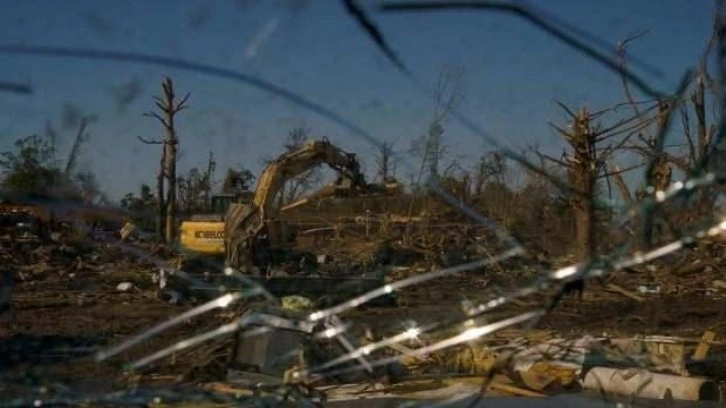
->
{"left": 253, "top": 139, "right": 365, "bottom": 218}
{"left": 224, "top": 138, "right": 368, "bottom": 271}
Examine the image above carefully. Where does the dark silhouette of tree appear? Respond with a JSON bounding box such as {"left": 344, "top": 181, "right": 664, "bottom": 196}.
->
{"left": 221, "top": 167, "right": 255, "bottom": 195}
{"left": 0, "top": 133, "right": 101, "bottom": 203}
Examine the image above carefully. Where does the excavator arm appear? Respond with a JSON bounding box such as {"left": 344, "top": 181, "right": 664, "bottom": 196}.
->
{"left": 224, "top": 138, "right": 368, "bottom": 271}
{"left": 253, "top": 138, "right": 365, "bottom": 219}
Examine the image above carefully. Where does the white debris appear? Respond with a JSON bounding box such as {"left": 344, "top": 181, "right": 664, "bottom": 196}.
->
{"left": 637, "top": 284, "right": 661, "bottom": 294}
{"left": 116, "top": 282, "right": 134, "bottom": 292}
{"left": 510, "top": 335, "right": 602, "bottom": 374}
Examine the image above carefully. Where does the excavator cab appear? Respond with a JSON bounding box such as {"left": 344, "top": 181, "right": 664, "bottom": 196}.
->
{"left": 210, "top": 194, "right": 236, "bottom": 217}
{"left": 179, "top": 191, "right": 255, "bottom": 256}
{"left": 189, "top": 192, "right": 254, "bottom": 222}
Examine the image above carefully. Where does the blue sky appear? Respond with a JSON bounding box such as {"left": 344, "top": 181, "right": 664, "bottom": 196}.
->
{"left": 0, "top": 0, "right": 716, "bottom": 201}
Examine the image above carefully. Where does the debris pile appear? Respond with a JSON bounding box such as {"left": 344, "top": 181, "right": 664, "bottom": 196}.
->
{"left": 386, "top": 330, "right": 726, "bottom": 401}
{"left": 3, "top": 206, "right": 726, "bottom": 405}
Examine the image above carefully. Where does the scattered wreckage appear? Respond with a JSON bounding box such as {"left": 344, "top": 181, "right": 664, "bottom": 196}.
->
{"left": 140, "top": 138, "right": 403, "bottom": 306}
{"left": 178, "top": 137, "right": 399, "bottom": 271}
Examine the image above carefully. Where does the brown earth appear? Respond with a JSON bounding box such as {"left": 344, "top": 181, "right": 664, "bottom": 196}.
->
{"left": 1, "top": 239, "right": 725, "bottom": 403}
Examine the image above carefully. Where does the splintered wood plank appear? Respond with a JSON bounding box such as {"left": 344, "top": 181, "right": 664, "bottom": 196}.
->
{"left": 692, "top": 330, "right": 716, "bottom": 361}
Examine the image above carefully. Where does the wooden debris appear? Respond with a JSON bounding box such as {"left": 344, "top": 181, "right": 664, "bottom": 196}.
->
{"left": 691, "top": 330, "right": 716, "bottom": 361}
{"left": 202, "top": 382, "right": 253, "bottom": 396}
{"left": 605, "top": 283, "right": 644, "bottom": 302}
{"left": 518, "top": 362, "right": 577, "bottom": 391}
{"left": 437, "top": 345, "right": 498, "bottom": 374}
{"left": 387, "top": 342, "right": 430, "bottom": 366}
{"left": 610, "top": 337, "right": 687, "bottom": 375}
{"left": 518, "top": 369, "right": 555, "bottom": 391}
{"left": 524, "top": 330, "right": 557, "bottom": 343}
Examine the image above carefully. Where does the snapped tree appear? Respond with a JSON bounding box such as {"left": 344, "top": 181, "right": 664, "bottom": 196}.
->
{"left": 138, "top": 77, "right": 190, "bottom": 243}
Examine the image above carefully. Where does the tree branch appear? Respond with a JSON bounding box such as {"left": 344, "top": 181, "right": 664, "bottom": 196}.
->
{"left": 528, "top": 146, "right": 571, "bottom": 168}
{"left": 622, "top": 145, "right": 690, "bottom": 171}
{"left": 137, "top": 135, "right": 163, "bottom": 145}
{"left": 617, "top": 30, "right": 650, "bottom": 117}
{"left": 554, "top": 100, "right": 578, "bottom": 120}
{"left": 174, "top": 93, "right": 191, "bottom": 113}
{"left": 549, "top": 122, "right": 573, "bottom": 139}
{"left": 597, "top": 162, "right": 644, "bottom": 179}
{"left": 143, "top": 111, "right": 168, "bottom": 127}
{"left": 606, "top": 161, "right": 633, "bottom": 204}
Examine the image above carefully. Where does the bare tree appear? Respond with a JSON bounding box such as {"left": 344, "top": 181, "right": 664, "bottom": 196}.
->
{"left": 375, "top": 140, "right": 396, "bottom": 182}
{"left": 406, "top": 66, "right": 466, "bottom": 240}
{"left": 416, "top": 65, "right": 466, "bottom": 178}
{"left": 472, "top": 151, "right": 506, "bottom": 200}
{"left": 542, "top": 103, "right": 644, "bottom": 261}
{"left": 139, "top": 77, "right": 190, "bottom": 243}
{"left": 177, "top": 151, "right": 216, "bottom": 215}
{"left": 544, "top": 107, "right": 598, "bottom": 261}
{"left": 439, "top": 161, "right": 471, "bottom": 206}
{"left": 616, "top": 34, "right": 717, "bottom": 244}
{"left": 221, "top": 166, "right": 256, "bottom": 195}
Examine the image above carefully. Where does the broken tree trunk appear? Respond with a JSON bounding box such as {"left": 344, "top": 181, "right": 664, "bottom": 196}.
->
{"left": 161, "top": 79, "right": 179, "bottom": 244}
{"left": 141, "top": 77, "right": 190, "bottom": 244}
{"left": 691, "top": 70, "right": 717, "bottom": 215}
{"left": 157, "top": 145, "right": 167, "bottom": 241}
{"left": 566, "top": 108, "right": 597, "bottom": 262}
{"left": 637, "top": 101, "right": 673, "bottom": 247}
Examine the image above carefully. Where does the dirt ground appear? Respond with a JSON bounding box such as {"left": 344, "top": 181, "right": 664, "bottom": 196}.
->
{"left": 1, "top": 236, "right": 726, "bottom": 404}
{"left": 3, "top": 272, "right": 726, "bottom": 390}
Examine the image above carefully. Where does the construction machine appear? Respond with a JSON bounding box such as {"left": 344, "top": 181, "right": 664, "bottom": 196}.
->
{"left": 178, "top": 191, "right": 254, "bottom": 256}
{"left": 153, "top": 139, "right": 401, "bottom": 306}
{"left": 223, "top": 138, "right": 374, "bottom": 272}
{"left": 177, "top": 138, "right": 375, "bottom": 263}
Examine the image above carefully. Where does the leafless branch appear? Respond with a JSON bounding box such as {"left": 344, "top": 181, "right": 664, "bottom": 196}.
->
{"left": 622, "top": 145, "right": 690, "bottom": 171}
{"left": 137, "top": 135, "right": 163, "bottom": 145}
{"left": 531, "top": 148, "right": 569, "bottom": 168}
{"left": 143, "top": 111, "right": 167, "bottom": 126}
{"left": 592, "top": 103, "right": 661, "bottom": 140}
{"left": 555, "top": 101, "right": 578, "bottom": 120}
{"left": 597, "top": 162, "right": 645, "bottom": 179}
{"left": 617, "top": 31, "right": 649, "bottom": 105}
{"left": 548, "top": 122, "right": 573, "bottom": 139}
{"left": 606, "top": 161, "right": 633, "bottom": 204}
{"left": 432, "top": 65, "right": 466, "bottom": 121}
{"left": 175, "top": 93, "right": 191, "bottom": 113}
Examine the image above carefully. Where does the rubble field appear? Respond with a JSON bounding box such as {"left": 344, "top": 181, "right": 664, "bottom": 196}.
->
{"left": 2, "top": 236, "right": 726, "bottom": 404}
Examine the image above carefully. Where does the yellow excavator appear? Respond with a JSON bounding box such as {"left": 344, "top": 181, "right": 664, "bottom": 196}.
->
{"left": 178, "top": 192, "right": 252, "bottom": 256}
{"left": 142, "top": 138, "right": 403, "bottom": 320}
{"left": 177, "top": 138, "right": 392, "bottom": 271}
